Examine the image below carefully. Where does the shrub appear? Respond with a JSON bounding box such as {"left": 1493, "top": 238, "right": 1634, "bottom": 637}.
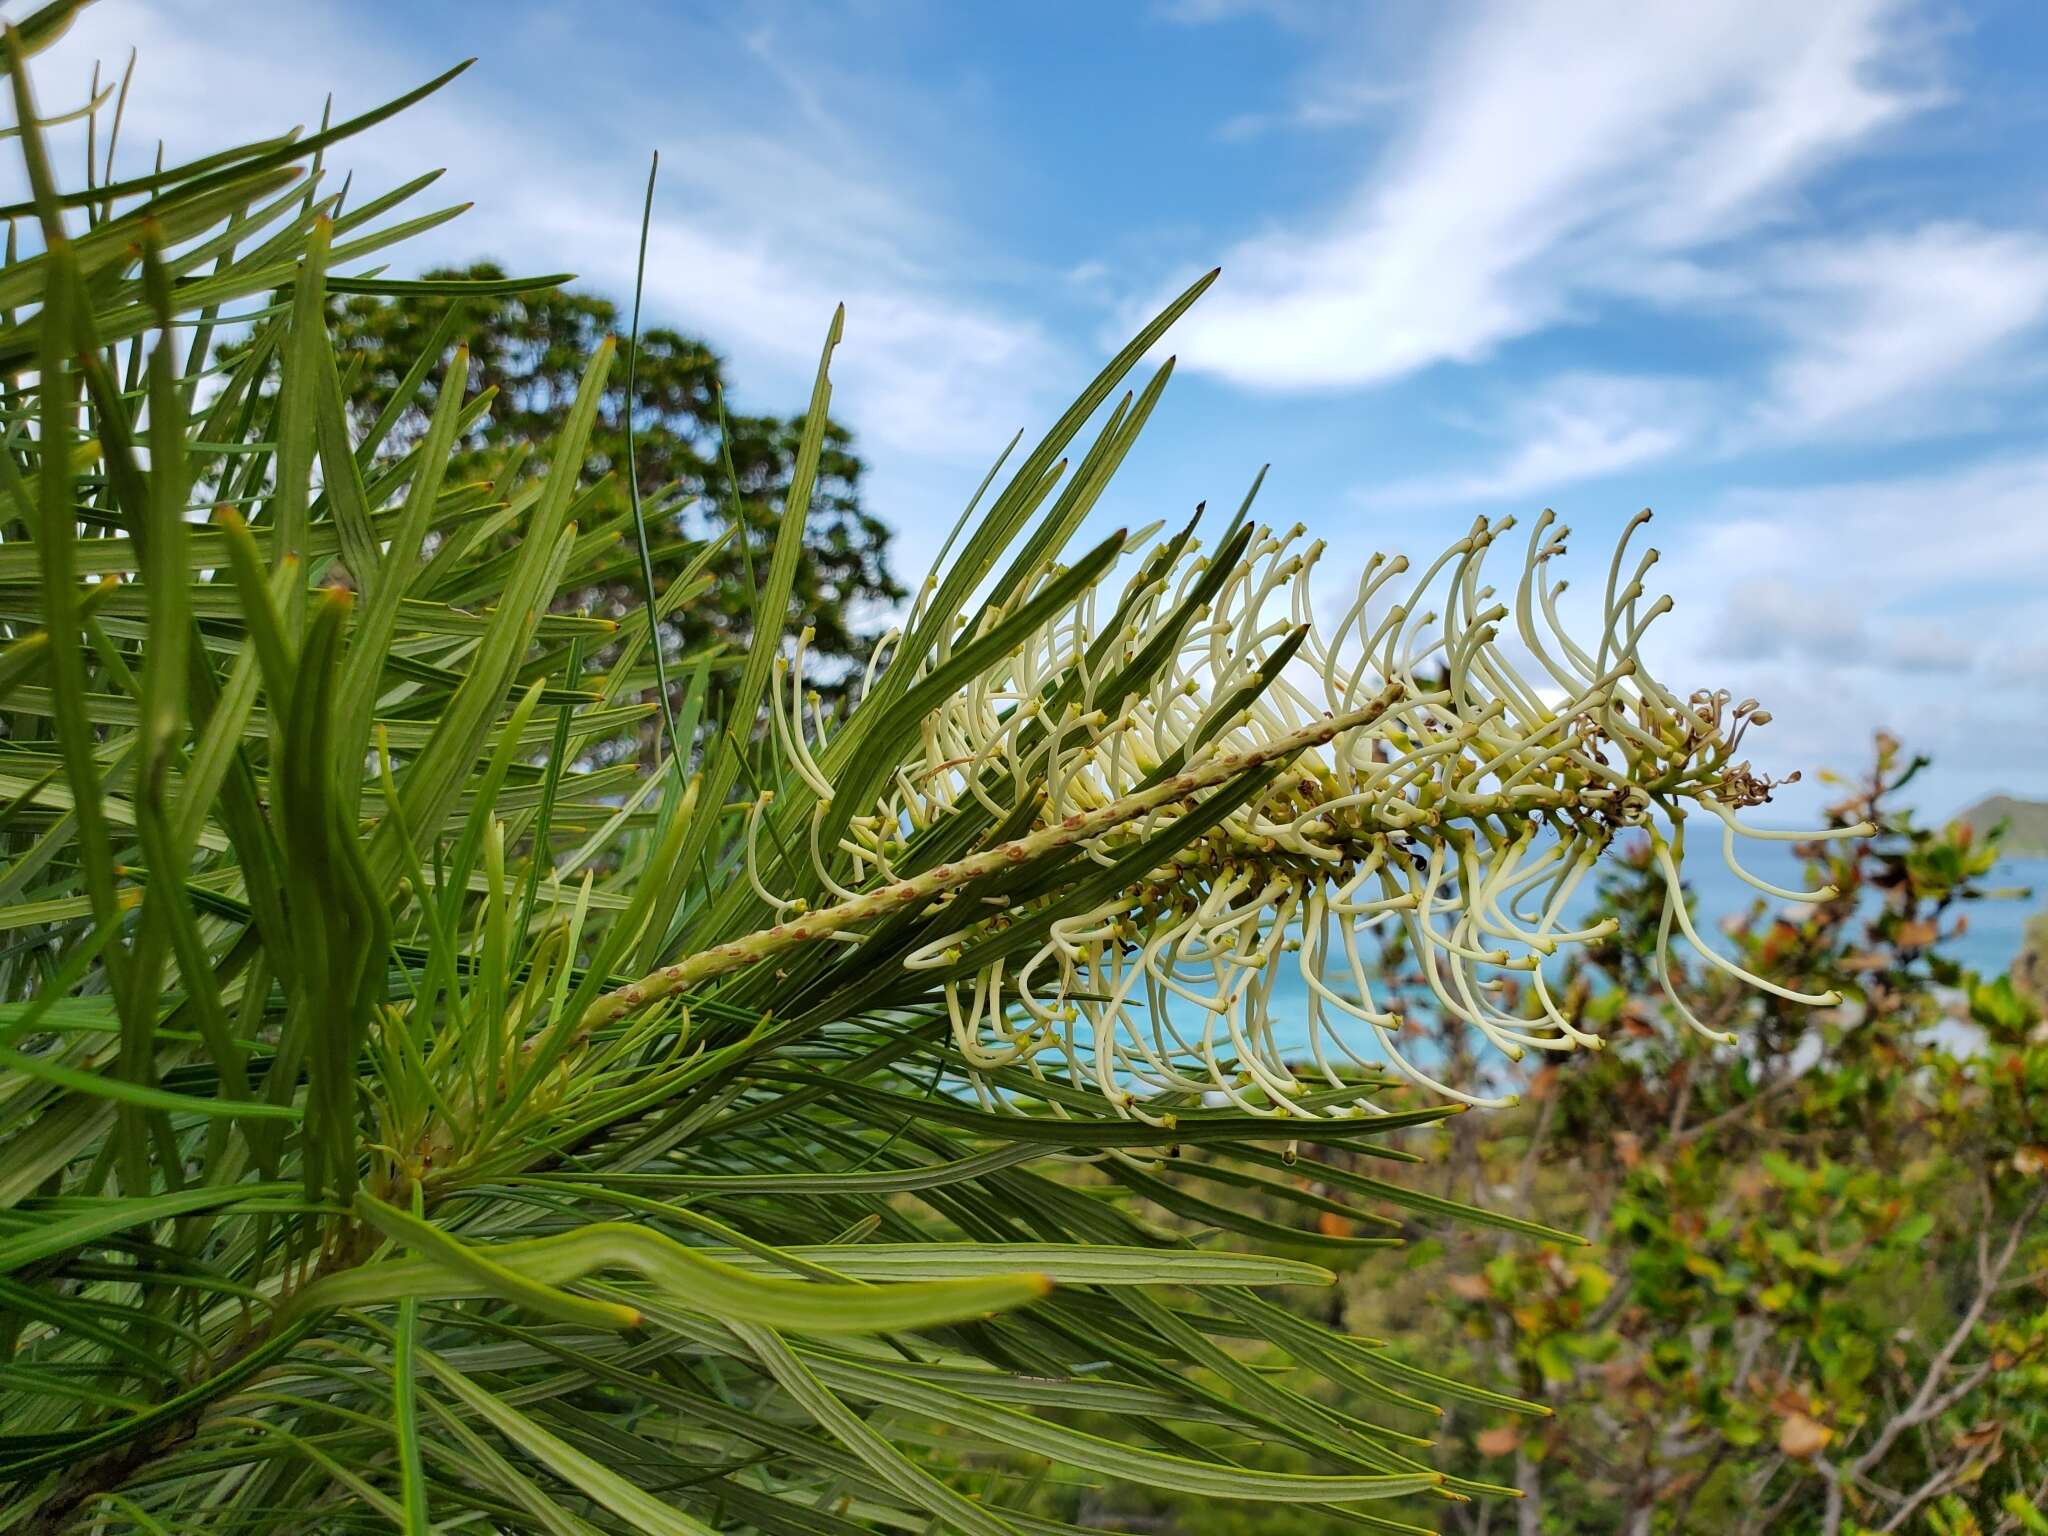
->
{"left": 0, "top": 16, "right": 1849, "bottom": 1533}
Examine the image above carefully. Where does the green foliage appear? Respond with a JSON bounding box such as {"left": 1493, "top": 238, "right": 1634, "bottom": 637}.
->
{"left": 0, "top": 25, "right": 1545, "bottom": 1532}
{"left": 1360, "top": 736, "right": 2048, "bottom": 1534}
{"left": 317, "top": 259, "right": 901, "bottom": 693}
{"left": 0, "top": 17, "right": 1954, "bottom": 1536}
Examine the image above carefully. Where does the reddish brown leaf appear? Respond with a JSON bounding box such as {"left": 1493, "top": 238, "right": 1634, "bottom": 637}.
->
{"left": 1476, "top": 1426, "right": 1523, "bottom": 1458}
{"left": 1779, "top": 1411, "right": 1833, "bottom": 1461}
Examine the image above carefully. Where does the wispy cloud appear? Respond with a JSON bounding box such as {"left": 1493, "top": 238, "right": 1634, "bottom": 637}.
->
{"left": 1368, "top": 373, "right": 1707, "bottom": 506}
{"left": 1366, "top": 218, "right": 2048, "bottom": 507}
{"left": 1755, "top": 222, "right": 2048, "bottom": 437}
{"left": 1164, "top": 0, "right": 1935, "bottom": 391}
{"left": 1152, "top": 0, "right": 1337, "bottom": 29}
{"left": 1647, "top": 451, "right": 2048, "bottom": 808}
{"left": 18, "top": 0, "right": 1059, "bottom": 470}
{"left": 1216, "top": 79, "right": 1409, "bottom": 144}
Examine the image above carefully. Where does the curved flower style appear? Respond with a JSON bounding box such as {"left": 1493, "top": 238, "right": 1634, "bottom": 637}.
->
{"left": 729, "top": 506, "right": 1870, "bottom": 1119}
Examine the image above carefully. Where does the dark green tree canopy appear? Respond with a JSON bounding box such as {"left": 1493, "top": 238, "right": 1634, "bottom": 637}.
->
{"left": 326, "top": 260, "right": 902, "bottom": 677}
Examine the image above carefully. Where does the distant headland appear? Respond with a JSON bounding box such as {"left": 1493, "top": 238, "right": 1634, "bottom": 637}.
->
{"left": 1960, "top": 795, "right": 2048, "bottom": 858}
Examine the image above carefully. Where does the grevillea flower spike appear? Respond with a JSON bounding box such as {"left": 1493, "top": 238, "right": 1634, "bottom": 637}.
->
{"left": 605, "top": 494, "right": 1868, "bottom": 1124}
{"left": 916, "top": 509, "right": 1869, "bottom": 1115}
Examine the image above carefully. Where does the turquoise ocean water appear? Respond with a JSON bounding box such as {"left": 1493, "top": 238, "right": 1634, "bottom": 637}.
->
{"left": 1233, "top": 846, "right": 2044, "bottom": 1063}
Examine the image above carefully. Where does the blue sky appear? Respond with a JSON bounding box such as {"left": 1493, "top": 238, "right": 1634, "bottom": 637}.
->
{"left": 16, "top": 0, "right": 2048, "bottom": 819}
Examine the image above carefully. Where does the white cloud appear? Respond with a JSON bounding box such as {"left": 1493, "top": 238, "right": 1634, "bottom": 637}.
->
{"left": 1153, "top": 0, "right": 1334, "bottom": 28}
{"left": 1369, "top": 373, "right": 1705, "bottom": 506}
{"left": 1881, "top": 616, "right": 1975, "bottom": 674}
{"left": 1217, "top": 79, "right": 1409, "bottom": 144}
{"left": 1713, "top": 579, "right": 1871, "bottom": 664}
{"left": 1644, "top": 452, "right": 2048, "bottom": 812}
{"left": 1356, "top": 218, "right": 2048, "bottom": 508}
{"left": 1754, "top": 223, "right": 2048, "bottom": 437}
{"left": 1678, "top": 455, "right": 2048, "bottom": 622}
{"left": 9, "top": 0, "right": 1059, "bottom": 474}
{"left": 1165, "top": 0, "right": 1933, "bottom": 392}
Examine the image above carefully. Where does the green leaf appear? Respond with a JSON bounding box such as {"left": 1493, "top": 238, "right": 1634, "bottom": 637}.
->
{"left": 414, "top": 1348, "right": 720, "bottom": 1536}
{"left": 0, "top": 1184, "right": 293, "bottom": 1275}
{"left": 736, "top": 1322, "right": 1022, "bottom": 1536}
{"left": 300, "top": 1219, "right": 1053, "bottom": 1336}
{"left": 349, "top": 1192, "right": 643, "bottom": 1332}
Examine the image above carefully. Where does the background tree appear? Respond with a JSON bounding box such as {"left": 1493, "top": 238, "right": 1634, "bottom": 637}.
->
{"left": 1326, "top": 738, "right": 2048, "bottom": 1536}
{"left": 323, "top": 259, "right": 903, "bottom": 687}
